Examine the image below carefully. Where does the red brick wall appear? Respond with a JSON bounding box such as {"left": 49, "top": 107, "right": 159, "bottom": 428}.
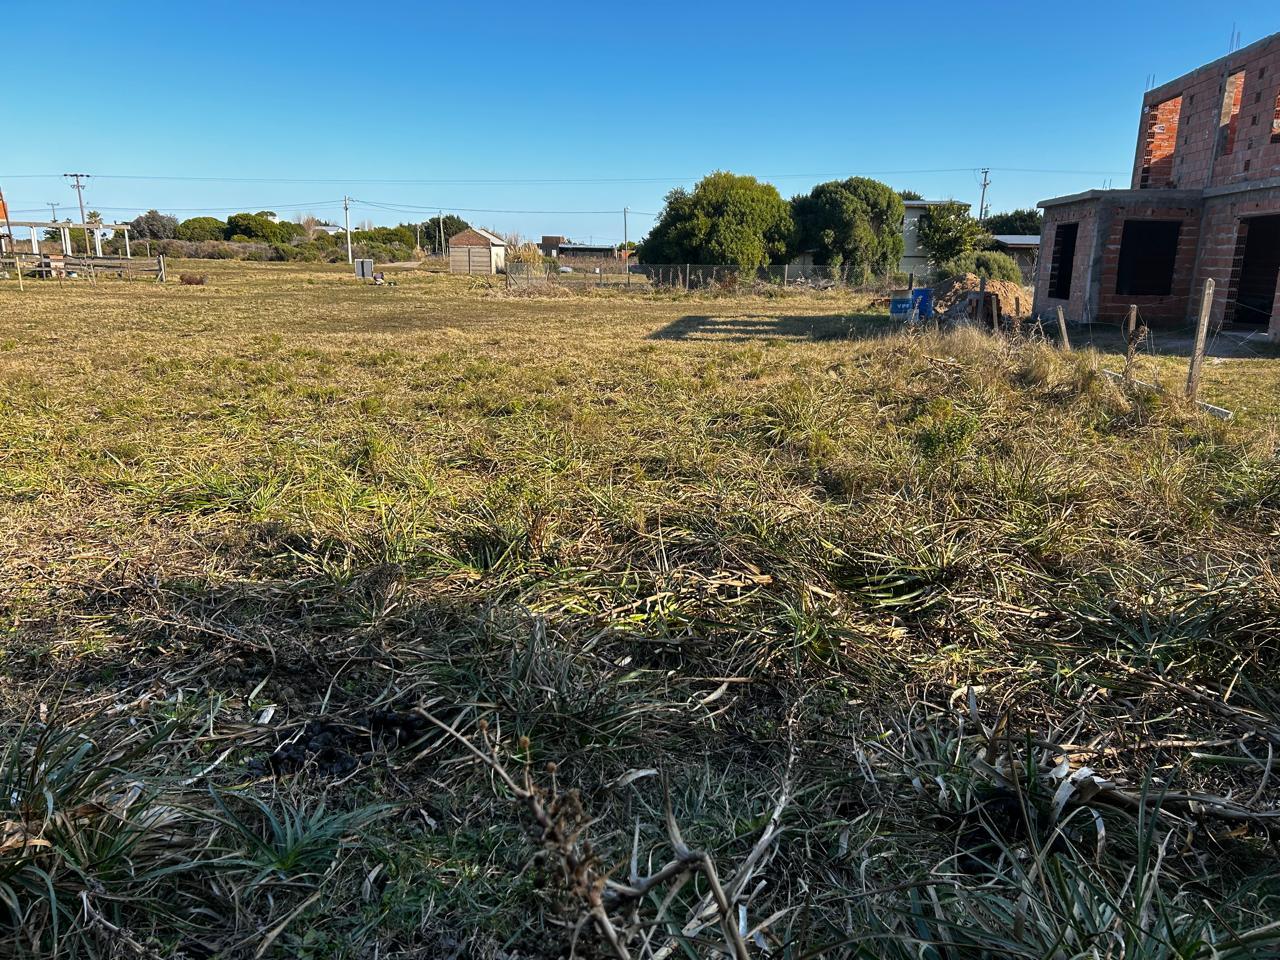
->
{"left": 1140, "top": 96, "right": 1183, "bottom": 188}
{"left": 1033, "top": 199, "right": 1099, "bottom": 321}
{"left": 1132, "top": 33, "right": 1280, "bottom": 190}
{"left": 1189, "top": 186, "right": 1280, "bottom": 333}
{"left": 1095, "top": 202, "right": 1201, "bottom": 324}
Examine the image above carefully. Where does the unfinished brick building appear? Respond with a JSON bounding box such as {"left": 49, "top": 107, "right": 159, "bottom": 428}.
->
{"left": 1034, "top": 33, "right": 1280, "bottom": 341}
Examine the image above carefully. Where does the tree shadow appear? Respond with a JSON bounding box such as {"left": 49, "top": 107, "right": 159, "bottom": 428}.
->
{"left": 649, "top": 312, "right": 890, "bottom": 342}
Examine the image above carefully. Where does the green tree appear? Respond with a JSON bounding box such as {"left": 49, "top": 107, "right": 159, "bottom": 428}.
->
{"left": 129, "top": 210, "right": 178, "bottom": 240}
{"left": 353, "top": 225, "right": 415, "bottom": 247}
{"left": 898, "top": 189, "right": 924, "bottom": 201}
{"left": 177, "top": 217, "right": 228, "bottom": 242}
{"left": 917, "top": 201, "right": 987, "bottom": 263}
{"left": 638, "top": 172, "right": 792, "bottom": 269}
{"left": 791, "top": 177, "right": 905, "bottom": 275}
{"left": 226, "top": 212, "right": 287, "bottom": 243}
{"left": 422, "top": 214, "right": 470, "bottom": 254}
{"left": 982, "top": 208, "right": 1043, "bottom": 236}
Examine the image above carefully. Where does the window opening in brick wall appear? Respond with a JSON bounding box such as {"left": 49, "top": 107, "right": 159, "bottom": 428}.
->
{"left": 1219, "top": 71, "right": 1245, "bottom": 156}
{"left": 1115, "top": 221, "right": 1181, "bottom": 297}
{"left": 1048, "top": 223, "right": 1079, "bottom": 300}
{"left": 1140, "top": 96, "right": 1182, "bottom": 187}
{"left": 1273, "top": 91, "right": 1280, "bottom": 143}
{"left": 1229, "top": 215, "right": 1280, "bottom": 327}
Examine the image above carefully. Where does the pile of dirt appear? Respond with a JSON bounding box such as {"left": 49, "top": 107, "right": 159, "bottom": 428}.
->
{"left": 933, "top": 274, "right": 1034, "bottom": 321}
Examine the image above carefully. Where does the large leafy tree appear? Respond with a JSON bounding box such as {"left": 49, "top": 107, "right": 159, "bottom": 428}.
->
{"left": 353, "top": 224, "right": 416, "bottom": 247}
{"left": 638, "top": 172, "right": 792, "bottom": 269}
{"left": 791, "top": 177, "right": 905, "bottom": 274}
{"left": 129, "top": 209, "right": 178, "bottom": 240}
{"left": 176, "top": 217, "right": 228, "bottom": 242}
{"left": 917, "top": 201, "right": 987, "bottom": 263}
{"left": 422, "top": 215, "right": 470, "bottom": 254}
{"left": 225, "top": 212, "right": 291, "bottom": 243}
{"left": 982, "top": 208, "right": 1043, "bottom": 236}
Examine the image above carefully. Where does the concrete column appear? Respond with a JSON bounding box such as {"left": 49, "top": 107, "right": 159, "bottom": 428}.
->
{"left": 30, "top": 227, "right": 39, "bottom": 254}
{"left": 123, "top": 229, "right": 131, "bottom": 258}
{"left": 61, "top": 226, "right": 71, "bottom": 254}
{"left": 1270, "top": 272, "right": 1280, "bottom": 343}
{"left": 93, "top": 229, "right": 103, "bottom": 257}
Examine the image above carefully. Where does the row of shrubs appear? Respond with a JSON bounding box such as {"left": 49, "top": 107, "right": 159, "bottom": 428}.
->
{"left": 934, "top": 249, "right": 1027, "bottom": 285}
{"left": 147, "top": 239, "right": 418, "bottom": 263}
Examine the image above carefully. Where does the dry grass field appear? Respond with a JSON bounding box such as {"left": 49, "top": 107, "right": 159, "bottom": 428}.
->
{"left": 2, "top": 260, "right": 1280, "bottom": 958}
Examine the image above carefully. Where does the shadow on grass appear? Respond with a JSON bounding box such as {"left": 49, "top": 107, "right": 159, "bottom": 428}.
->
{"left": 649, "top": 312, "right": 890, "bottom": 342}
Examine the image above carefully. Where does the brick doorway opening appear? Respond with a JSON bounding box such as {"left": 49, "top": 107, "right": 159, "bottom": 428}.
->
{"left": 1228, "top": 215, "right": 1280, "bottom": 327}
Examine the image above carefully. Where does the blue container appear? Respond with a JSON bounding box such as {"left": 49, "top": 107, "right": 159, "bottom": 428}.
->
{"left": 911, "top": 287, "right": 934, "bottom": 319}
{"left": 889, "top": 296, "right": 914, "bottom": 318}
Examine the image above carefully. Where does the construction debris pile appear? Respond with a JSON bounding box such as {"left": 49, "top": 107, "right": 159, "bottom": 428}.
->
{"left": 933, "top": 274, "right": 1034, "bottom": 324}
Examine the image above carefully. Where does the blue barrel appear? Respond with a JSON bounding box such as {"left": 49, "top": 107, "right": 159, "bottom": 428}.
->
{"left": 911, "top": 287, "right": 934, "bottom": 318}
{"left": 889, "top": 296, "right": 914, "bottom": 318}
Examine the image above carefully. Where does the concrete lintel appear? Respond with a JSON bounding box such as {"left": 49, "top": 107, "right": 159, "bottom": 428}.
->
{"left": 1202, "top": 176, "right": 1280, "bottom": 199}
{"left": 1038, "top": 188, "right": 1203, "bottom": 210}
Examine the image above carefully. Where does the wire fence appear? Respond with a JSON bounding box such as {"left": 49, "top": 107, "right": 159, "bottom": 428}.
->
{"left": 506, "top": 261, "right": 911, "bottom": 293}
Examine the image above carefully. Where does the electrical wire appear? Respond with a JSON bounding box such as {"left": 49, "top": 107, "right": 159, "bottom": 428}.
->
{"left": 355, "top": 198, "right": 658, "bottom": 217}
{"left": 0, "top": 166, "right": 1132, "bottom": 185}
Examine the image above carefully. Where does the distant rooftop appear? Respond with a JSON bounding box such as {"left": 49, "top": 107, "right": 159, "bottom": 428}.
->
{"left": 991, "top": 234, "right": 1040, "bottom": 247}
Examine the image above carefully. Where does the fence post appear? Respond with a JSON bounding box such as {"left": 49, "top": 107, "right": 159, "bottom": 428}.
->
{"left": 1127, "top": 304, "right": 1137, "bottom": 338}
{"left": 1056, "top": 305, "right": 1071, "bottom": 351}
{"left": 157, "top": 254, "right": 166, "bottom": 283}
{"left": 783, "top": 264, "right": 788, "bottom": 287}
{"left": 1186, "top": 278, "right": 1214, "bottom": 402}
{"left": 684, "top": 264, "right": 690, "bottom": 292}
{"left": 976, "top": 277, "right": 987, "bottom": 328}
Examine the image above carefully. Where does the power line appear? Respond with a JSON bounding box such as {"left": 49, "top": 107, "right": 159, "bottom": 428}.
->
{"left": 0, "top": 166, "right": 1134, "bottom": 185}
{"left": 355, "top": 198, "right": 660, "bottom": 217}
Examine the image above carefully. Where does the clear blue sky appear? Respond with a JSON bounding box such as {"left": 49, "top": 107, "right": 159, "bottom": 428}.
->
{"left": 4, "top": 1, "right": 1277, "bottom": 242}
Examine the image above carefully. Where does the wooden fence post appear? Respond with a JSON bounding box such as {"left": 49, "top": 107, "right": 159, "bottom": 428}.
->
{"left": 1186, "top": 278, "right": 1215, "bottom": 402}
{"left": 975, "top": 277, "right": 987, "bottom": 328}
{"left": 1056, "top": 305, "right": 1071, "bottom": 350}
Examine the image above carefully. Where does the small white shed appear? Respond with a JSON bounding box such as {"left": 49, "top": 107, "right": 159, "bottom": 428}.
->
{"left": 448, "top": 227, "right": 506, "bottom": 275}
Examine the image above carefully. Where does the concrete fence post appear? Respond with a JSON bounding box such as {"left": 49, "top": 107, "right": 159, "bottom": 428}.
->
{"left": 1056, "top": 306, "right": 1071, "bottom": 351}
{"left": 1186, "top": 278, "right": 1215, "bottom": 402}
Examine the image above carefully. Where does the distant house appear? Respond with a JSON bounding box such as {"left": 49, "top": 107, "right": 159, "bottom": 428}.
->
{"left": 538, "top": 235, "right": 568, "bottom": 257}
{"left": 449, "top": 227, "right": 506, "bottom": 275}
{"left": 900, "top": 199, "right": 971, "bottom": 279}
{"left": 990, "top": 235, "right": 1041, "bottom": 282}
{"left": 559, "top": 242, "right": 620, "bottom": 259}
{"left": 537, "top": 236, "right": 626, "bottom": 260}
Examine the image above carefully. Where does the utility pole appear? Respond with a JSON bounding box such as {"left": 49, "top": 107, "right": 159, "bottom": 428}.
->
{"left": 415, "top": 221, "right": 421, "bottom": 255}
{"left": 47, "top": 202, "right": 58, "bottom": 222}
{"left": 64, "top": 173, "right": 91, "bottom": 253}
{"left": 623, "top": 206, "right": 629, "bottom": 288}
{"left": 343, "top": 196, "right": 352, "bottom": 264}
{"left": 977, "top": 168, "right": 990, "bottom": 222}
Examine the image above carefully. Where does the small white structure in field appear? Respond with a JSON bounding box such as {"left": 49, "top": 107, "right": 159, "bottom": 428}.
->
{"left": 448, "top": 227, "right": 506, "bottom": 275}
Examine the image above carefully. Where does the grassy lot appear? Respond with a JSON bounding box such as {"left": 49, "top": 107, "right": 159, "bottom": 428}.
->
{"left": 1, "top": 261, "right": 1279, "bottom": 959}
